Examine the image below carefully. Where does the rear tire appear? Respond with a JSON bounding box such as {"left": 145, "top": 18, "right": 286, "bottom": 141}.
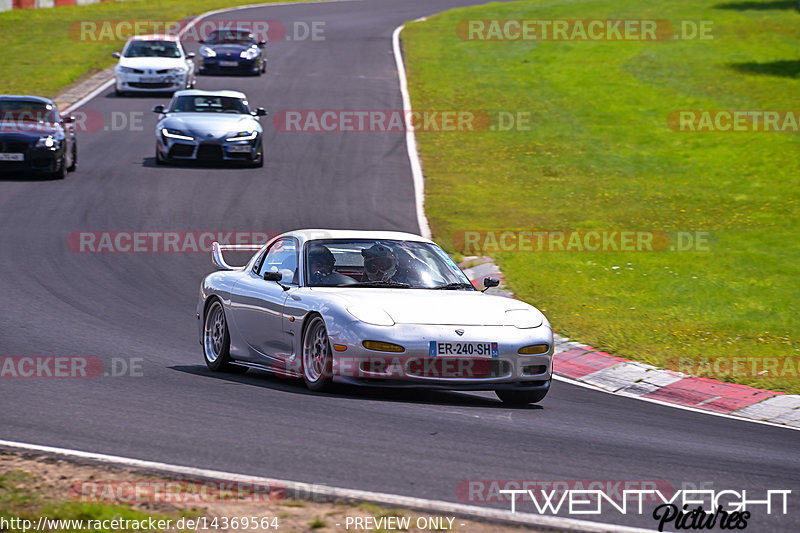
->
{"left": 203, "top": 299, "right": 247, "bottom": 373}
{"left": 302, "top": 316, "right": 333, "bottom": 392}
{"left": 496, "top": 386, "right": 549, "bottom": 405}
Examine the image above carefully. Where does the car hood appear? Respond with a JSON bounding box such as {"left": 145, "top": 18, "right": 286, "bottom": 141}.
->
{"left": 0, "top": 122, "right": 58, "bottom": 137}
{"left": 206, "top": 44, "right": 254, "bottom": 54}
{"left": 118, "top": 57, "right": 187, "bottom": 70}
{"left": 159, "top": 114, "right": 261, "bottom": 138}
{"left": 312, "top": 288, "right": 545, "bottom": 326}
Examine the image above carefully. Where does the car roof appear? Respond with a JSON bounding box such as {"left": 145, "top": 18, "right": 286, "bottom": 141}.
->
{"left": 172, "top": 89, "right": 248, "bottom": 99}
{"left": 0, "top": 95, "right": 56, "bottom": 106}
{"left": 127, "top": 34, "right": 181, "bottom": 42}
{"left": 282, "top": 229, "right": 434, "bottom": 247}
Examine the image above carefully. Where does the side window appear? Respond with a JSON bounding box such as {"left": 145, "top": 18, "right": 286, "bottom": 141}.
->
{"left": 257, "top": 238, "right": 298, "bottom": 284}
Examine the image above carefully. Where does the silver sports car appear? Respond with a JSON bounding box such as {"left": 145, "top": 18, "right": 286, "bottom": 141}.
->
{"left": 153, "top": 89, "right": 266, "bottom": 167}
{"left": 196, "top": 230, "right": 553, "bottom": 404}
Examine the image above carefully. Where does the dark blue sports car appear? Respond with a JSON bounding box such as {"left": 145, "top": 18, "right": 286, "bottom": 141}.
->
{"left": 198, "top": 29, "right": 266, "bottom": 76}
{"left": 0, "top": 95, "right": 77, "bottom": 179}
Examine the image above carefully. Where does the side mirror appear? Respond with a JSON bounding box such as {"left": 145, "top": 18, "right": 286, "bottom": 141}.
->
{"left": 263, "top": 271, "right": 282, "bottom": 282}
{"left": 198, "top": 39, "right": 205, "bottom": 44}
{"left": 61, "top": 114, "right": 75, "bottom": 124}
{"left": 483, "top": 277, "right": 500, "bottom": 289}
{"left": 186, "top": 52, "right": 196, "bottom": 59}
{"left": 112, "top": 52, "right": 121, "bottom": 58}
{"left": 254, "top": 107, "right": 268, "bottom": 117}
{"left": 258, "top": 40, "right": 266, "bottom": 47}
{"left": 152, "top": 105, "right": 165, "bottom": 114}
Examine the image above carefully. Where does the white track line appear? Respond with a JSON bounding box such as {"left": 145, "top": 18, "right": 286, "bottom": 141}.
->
{"left": 0, "top": 439, "right": 656, "bottom": 533}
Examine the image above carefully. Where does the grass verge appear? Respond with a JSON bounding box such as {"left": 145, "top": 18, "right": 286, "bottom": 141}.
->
{"left": 403, "top": 0, "right": 800, "bottom": 392}
{"left": 0, "top": 0, "right": 322, "bottom": 97}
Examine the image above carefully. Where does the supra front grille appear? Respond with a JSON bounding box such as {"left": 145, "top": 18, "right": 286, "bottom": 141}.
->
{"left": 168, "top": 144, "right": 194, "bottom": 158}
{"left": 197, "top": 143, "right": 223, "bottom": 160}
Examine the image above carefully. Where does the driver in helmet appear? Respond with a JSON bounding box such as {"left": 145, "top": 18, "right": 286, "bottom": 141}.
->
{"left": 307, "top": 244, "right": 355, "bottom": 286}
{"left": 361, "top": 243, "right": 420, "bottom": 285}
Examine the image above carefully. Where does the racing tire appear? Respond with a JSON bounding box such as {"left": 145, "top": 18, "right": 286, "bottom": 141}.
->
{"left": 302, "top": 315, "right": 334, "bottom": 392}
{"left": 251, "top": 151, "right": 264, "bottom": 168}
{"left": 49, "top": 154, "right": 67, "bottom": 180}
{"left": 203, "top": 299, "right": 247, "bottom": 373}
{"left": 495, "top": 385, "right": 549, "bottom": 405}
{"left": 67, "top": 144, "right": 77, "bottom": 172}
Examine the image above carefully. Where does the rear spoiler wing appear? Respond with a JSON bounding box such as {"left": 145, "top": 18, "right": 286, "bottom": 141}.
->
{"left": 212, "top": 242, "right": 264, "bottom": 271}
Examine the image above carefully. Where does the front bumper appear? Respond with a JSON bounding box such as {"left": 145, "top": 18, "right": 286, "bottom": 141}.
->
{"left": 157, "top": 135, "right": 262, "bottom": 164}
{"left": 0, "top": 140, "right": 64, "bottom": 173}
{"left": 116, "top": 72, "right": 187, "bottom": 93}
{"left": 199, "top": 57, "right": 261, "bottom": 74}
{"left": 299, "top": 321, "right": 554, "bottom": 390}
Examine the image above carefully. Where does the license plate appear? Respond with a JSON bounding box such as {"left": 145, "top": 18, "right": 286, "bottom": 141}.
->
{"left": 0, "top": 153, "right": 24, "bottom": 161}
{"left": 140, "top": 77, "right": 161, "bottom": 83}
{"left": 429, "top": 341, "right": 499, "bottom": 358}
{"left": 219, "top": 61, "right": 239, "bottom": 67}
{"left": 227, "top": 145, "right": 250, "bottom": 153}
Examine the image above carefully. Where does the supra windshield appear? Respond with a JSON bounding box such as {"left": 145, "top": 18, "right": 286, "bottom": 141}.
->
{"left": 305, "top": 240, "right": 473, "bottom": 289}
{"left": 170, "top": 96, "right": 250, "bottom": 114}
{"left": 206, "top": 30, "right": 256, "bottom": 44}
{"left": 124, "top": 41, "right": 181, "bottom": 58}
{"left": 0, "top": 100, "right": 58, "bottom": 124}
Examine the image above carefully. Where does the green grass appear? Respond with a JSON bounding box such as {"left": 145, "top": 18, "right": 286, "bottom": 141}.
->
{"left": 0, "top": 470, "right": 195, "bottom": 533}
{"left": 403, "top": 0, "right": 800, "bottom": 392}
{"left": 0, "top": 0, "right": 322, "bottom": 98}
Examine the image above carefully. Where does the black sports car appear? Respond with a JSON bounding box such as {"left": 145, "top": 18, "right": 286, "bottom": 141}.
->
{"left": 0, "top": 95, "right": 77, "bottom": 179}
{"left": 198, "top": 29, "right": 266, "bottom": 76}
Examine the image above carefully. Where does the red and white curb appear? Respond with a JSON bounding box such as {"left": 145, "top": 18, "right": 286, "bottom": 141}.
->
{"left": 459, "top": 257, "right": 800, "bottom": 430}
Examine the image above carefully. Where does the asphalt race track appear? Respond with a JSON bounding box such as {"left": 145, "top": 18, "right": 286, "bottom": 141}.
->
{"left": 1, "top": 0, "right": 798, "bottom": 530}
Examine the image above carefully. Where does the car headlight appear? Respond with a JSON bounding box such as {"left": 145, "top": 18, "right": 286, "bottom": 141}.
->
{"left": 225, "top": 131, "right": 257, "bottom": 142}
{"left": 240, "top": 49, "right": 259, "bottom": 60}
{"left": 347, "top": 305, "right": 395, "bottom": 327}
{"left": 200, "top": 46, "right": 216, "bottom": 58}
{"left": 505, "top": 309, "right": 543, "bottom": 329}
{"left": 166, "top": 67, "right": 188, "bottom": 74}
{"left": 35, "top": 135, "right": 59, "bottom": 149}
{"left": 117, "top": 66, "right": 138, "bottom": 74}
{"left": 161, "top": 128, "right": 194, "bottom": 141}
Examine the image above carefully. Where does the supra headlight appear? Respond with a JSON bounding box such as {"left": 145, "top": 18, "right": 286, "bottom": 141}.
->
{"left": 225, "top": 131, "right": 257, "bottom": 142}
{"left": 200, "top": 46, "right": 216, "bottom": 57}
{"left": 505, "top": 309, "right": 543, "bottom": 329}
{"left": 240, "top": 48, "right": 259, "bottom": 60}
{"left": 35, "top": 135, "right": 59, "bottom": 149}
{"left": 161, "top": 128, "right": 194, "bottom": 141}
{"left": 347, "top": 305, "right": 395, "bottom": 327}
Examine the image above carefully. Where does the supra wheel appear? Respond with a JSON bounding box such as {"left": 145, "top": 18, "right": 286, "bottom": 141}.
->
{"left": 67, "top": 143, "right": 77, "bottom": 172}
{"left": 495, "top": 385, "right": 549, "bottom": 405}
{"left": 155, "top": 144, "right": 167, "bottom": 165}
{"left": 203, "top": 299, "right": 247, "bottom": 373}
{"left": 252, "top": 150, "right": 263, "bottom": 168}
{"left": 302, "top": 316, "right": 333, "bottom": 391}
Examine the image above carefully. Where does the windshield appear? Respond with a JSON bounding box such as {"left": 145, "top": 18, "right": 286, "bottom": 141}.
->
{"left": 206, "top": 30, "right": 255, "bottom": 45}
{"left": 170, "top": 95, "right": 250, "bottom": 114}
{"left": 305, "top": 240, "right": 473, "bottom": 289}
{"left": 124, "top": 40, "right": 182, "bottom": 58}
{"left": 0, "top": 100, "right": 58, "bottom": 125}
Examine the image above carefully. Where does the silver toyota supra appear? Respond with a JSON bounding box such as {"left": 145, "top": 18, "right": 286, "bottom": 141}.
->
{"left": 196, "top": 230, "right": 553, "bottom": 404}
{"left": 153, "top": 89, "right": 266, "bottom": 167}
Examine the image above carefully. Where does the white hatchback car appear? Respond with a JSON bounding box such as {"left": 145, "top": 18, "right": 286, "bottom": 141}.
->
{"left": 113, "top": 34, "right": 196, "bottom": 96}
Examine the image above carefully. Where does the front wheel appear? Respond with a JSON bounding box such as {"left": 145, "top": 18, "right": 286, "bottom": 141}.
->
{"left": 302, "top": 316, "right": 333, "bottom": 391}
{"left": 203, "top": 299, "right": 246, "bottom": 373}
{"left": 67, "top": 143, "right": 77, "bottom": 172}
{"left": 496, "top": 385, "right": 549, "bottom": 405}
